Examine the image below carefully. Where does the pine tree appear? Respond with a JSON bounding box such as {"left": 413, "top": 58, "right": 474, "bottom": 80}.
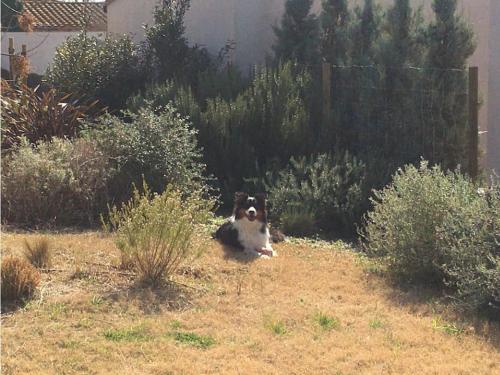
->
{"left": 378, "top": 0, "right": 423, "bottom": 163}
{"left": 425, "top": 0, "right": 475, "bottom": 171}
{"left": 273, "top": 0, "right": 319, "bottom": 65}
{"left": 349, "top": 0, "right": 380, "bottom": 154}
{"left": 320, "top": 0, "right": 350, "bottom": 65}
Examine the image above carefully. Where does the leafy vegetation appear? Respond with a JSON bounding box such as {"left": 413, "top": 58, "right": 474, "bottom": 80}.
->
{"left": 105, "top": 183, "right": 214, "bottom": 286}
{"left": 362, "top": 162, "right": 499, "bottom": 313}
{"left": 0, "top": 81, "right": 100, "bottom": 150}
{"left": 1, "top": 137, "right": 113, "bottom": 227}
{"left": 47, "top": 32, "right": 142, "bottom": 109}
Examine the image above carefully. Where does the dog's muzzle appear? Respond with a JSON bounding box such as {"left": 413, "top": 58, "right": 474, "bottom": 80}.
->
{"left": 246, "top": 207, "right": 257, "bottom": 221}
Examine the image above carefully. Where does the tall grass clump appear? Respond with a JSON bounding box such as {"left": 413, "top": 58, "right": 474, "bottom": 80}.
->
{"left": 1, "top": 256, "right": 41, "bottom": 303}
{"left": 23, "top": 237, "right": 52, "bottom": 268}
{"left": 362, "top": 161, "right": 499, "bottom": 313}
{"left": 105, "top": 183, "right": 214, "bottom": 286}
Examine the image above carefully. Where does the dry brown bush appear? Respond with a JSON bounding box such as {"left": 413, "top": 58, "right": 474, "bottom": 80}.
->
{"left": 1, "top": 256, "right": 41, "bottom": 303}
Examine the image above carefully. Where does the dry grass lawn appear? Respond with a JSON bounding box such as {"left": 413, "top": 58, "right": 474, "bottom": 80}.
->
{"left": 1, "top": 230, "right": 499, "bottom": 374}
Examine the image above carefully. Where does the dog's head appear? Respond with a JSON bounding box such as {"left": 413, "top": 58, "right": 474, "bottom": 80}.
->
{"left": 233, "top": 192, "right": 267, "bottom": 223}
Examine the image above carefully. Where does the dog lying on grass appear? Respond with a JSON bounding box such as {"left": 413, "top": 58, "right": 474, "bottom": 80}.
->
{"left": 215, "top": 192, "right": 284, "bottom": 258}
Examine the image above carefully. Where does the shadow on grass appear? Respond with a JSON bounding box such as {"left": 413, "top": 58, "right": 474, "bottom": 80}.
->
{"left": 381, "top": 281, "right": 500, "bottom": 350}
{"left": 104, "top": 281, "right": 197, "bottom": 314}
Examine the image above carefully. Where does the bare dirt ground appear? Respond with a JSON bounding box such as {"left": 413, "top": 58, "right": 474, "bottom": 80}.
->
{"left": 1, "top": 231, "right": 499, "bottom": 375}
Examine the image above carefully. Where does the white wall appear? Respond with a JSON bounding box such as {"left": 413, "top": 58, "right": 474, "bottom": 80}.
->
{"left": 107, "top": 0, "right": 158, "bottom": 43}
{"left": 1, "top": 31, "right": 105, "bottom": 75}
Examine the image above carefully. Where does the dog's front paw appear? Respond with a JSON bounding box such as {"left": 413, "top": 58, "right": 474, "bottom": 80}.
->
{"left": 257, "top": 247, "right": 275, "bottom": 257}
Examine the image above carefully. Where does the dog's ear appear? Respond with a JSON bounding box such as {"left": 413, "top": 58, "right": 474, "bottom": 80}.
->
{"left": 234, "top": 192, "right": 248, "bottom": 204}
{"left": 255, "top": 193, "right": 267, "bottom": 208}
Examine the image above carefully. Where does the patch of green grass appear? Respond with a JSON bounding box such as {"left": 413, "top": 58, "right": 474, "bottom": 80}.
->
{"left": 315, "top": 312, "right": 340, "bottom": 331}
{"left": 267, "top": 320, "right": 287, "bottom": 336}
{"left": 170, "top": 320, "right": 182, "bottom": 329}
{"left": 91, "top": 295, "right": 104, "bottom": 306}
{"left": 57, "top": 340, "right": 79, "bottom": 349}
{"left": 103, "top": 326, "right": 152, "bottom": 342}
{"left": 48, "top": 302, "right": 68, "bottom": 320}
{"left": 432, "top": 317, "right": 464, "bottom": 336}
{"left": 369, "top": 317, "right": 385, "bottom": 329}
{"left": 169, "top": 331, "right": 215, "bottom": 349}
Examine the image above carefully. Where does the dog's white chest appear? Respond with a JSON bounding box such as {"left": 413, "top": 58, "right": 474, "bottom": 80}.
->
{"left": 231, "top": 217, "right": 271, "bottom": 253}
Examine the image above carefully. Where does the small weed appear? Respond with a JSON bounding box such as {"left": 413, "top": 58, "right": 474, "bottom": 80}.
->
{"left": 48, "top": 302, "right": 68, "bottom": 320}
{"left": 170, "top": 331, "right": 215, "bottom": 349}
{"left": 266, "top": 319, "right": 287, "bottom": 336}
{"left": 91, "top": 295, "right": 104, "bottom": 306}
{"left": 170, "top": 320, "right": 182, "bottom": 329}
{"left": 103, "top": 326, "right": 151, "bottom": 342}
{"left": 369, "top": 317, "right": 385, "bottom": 329}
{"left": 315, "top": 312, "right": 340, "bottom": 331}
{"left": 432, "top": 317, "right": 464, "bottom": 336}
{"left": 57, "top": 340, "right": 79, "bottom": 349}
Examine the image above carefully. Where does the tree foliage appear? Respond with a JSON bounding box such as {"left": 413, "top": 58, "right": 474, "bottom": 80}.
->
{"left": 273, "top": 0, "right": 320, "bottom": 65}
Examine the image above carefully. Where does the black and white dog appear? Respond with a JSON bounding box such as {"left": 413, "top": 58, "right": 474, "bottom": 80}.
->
{"left": 215, "top": 192, "right": 282, "bottom": 258}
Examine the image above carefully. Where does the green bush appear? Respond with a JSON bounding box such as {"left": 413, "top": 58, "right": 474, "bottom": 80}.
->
{"left": 268, "top": 152, "right": 367, "bottom": 235}
{"left": 106, "top": 183, "right": 214, "bottom": 286}
{"left": 47, "top": 32, "right": 142, "bottom": 109}
{"left": 84, "top": 105, "right": 209, "bottom": 202}
{"left": 362, "top": 161, "right": 482, "bottom": 283}
{"left": 439, "top": 179, "right": 500, "bottom": 311}
{"left": 1, "top": 137, "right": 112, "bottom": 227}
{"left": 362, "top": 162, "right": 499, "bottom": 312}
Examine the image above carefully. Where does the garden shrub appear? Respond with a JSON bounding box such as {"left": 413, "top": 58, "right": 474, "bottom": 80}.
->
{"left": 1, "top": 137, "right": 113, "bottom": 227}
{"left": 200, "top": 62, "right": 316, "bottom": 201}
{"left": 105, "top": 183, "right": 214, "bottom": 286}
{"left": 46, "top": 32, "right": 142, "bottom": 109}
{"left": 1, "top": 256, "right": 40, "bottom": 303}
{"left": 268, "top": 152, "right": 367, "bottom": 235}
{"left": 0, "top": 80, "right": 100, "bottom": 149}
{"left": 84, "top": 104, "right": 209, "bottom": 202}
{"left": 439, "top": 178, "right": 500, "bottom": 311}
{"left": 361, "top": 161, "right": 483, "bottom": 284}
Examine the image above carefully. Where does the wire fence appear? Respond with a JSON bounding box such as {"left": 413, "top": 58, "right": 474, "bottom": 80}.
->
{"left": 318, "top": 63, "right": 478, "bottom": 177}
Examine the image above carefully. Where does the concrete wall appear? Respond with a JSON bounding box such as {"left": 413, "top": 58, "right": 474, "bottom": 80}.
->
{"left": 1, "top": 31, "right": 105, "bottom": 75}
{"left": 107, "top": 0, "right": 158, "bottom": 43}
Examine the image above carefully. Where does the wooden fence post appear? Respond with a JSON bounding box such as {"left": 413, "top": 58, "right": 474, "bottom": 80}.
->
{"left": 322, "top": 62, "right": 332, "bottom": 126}
{"left": 468, "top": 66, "right": 479, "bottom": 180}
{"left": 8, "top": 37, "right": 15, "bottom": 80}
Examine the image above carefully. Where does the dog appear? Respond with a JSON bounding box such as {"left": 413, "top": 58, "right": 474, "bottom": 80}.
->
{"left": 215, "top": 192, "right": 282, "bottom": 258}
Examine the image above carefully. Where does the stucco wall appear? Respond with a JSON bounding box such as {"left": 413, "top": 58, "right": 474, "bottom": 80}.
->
{"left": 1, "top": 31, "right": 105, "bottom": 75}
{"left": 107, "top": 0, "right": 158, "bottom": 43}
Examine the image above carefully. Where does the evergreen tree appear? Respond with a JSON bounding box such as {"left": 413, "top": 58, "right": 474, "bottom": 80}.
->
{"left": 349, "top": 0, "right": 380, "bottom": 153}
{"left": 352, "top": 0, "right": 378, "bottom": 64}
{"left": 320, "top": 0, "right": 350, "bottom": 65}
{"left": 378, "top": 0, "right": 423, "bottom": 163}
{"left": 273, "top": 0, "right": 319, "bottom": 65}
{"left": 425, "top": 0, "right": 475, "bottom": 171}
